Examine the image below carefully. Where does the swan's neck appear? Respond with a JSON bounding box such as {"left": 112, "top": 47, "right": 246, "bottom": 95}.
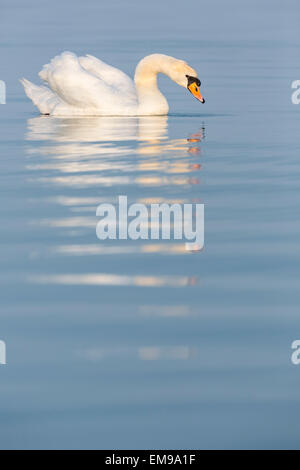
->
{"left": 134, "top": 54, "right": 182, "bottom": 115}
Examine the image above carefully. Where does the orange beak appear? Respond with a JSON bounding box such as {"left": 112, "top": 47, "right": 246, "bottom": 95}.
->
{"left": 188, "top": 82, "right": 205, "bottom": 103}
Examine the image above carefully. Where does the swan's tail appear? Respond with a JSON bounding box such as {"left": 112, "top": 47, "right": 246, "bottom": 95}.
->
{"left": 20, "top": 78, "right": 59, "bottom": 115}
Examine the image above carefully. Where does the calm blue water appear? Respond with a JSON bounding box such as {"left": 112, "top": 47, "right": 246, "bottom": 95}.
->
{"left": 0, "top": 0, "right": 300, "bottom": 449}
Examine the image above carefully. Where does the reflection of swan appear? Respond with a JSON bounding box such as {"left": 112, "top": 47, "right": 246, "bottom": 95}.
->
{"left": 25, "top": 116, "right": 204, "bottom": 190}
{"left": 21, "top": 52, "right": 205, "bottom": 116}
{"left": 26, "top": 115, "right": 168, "bottom": 142}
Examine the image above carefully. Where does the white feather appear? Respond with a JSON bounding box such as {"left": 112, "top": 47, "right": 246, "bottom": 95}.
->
{"left": 20, "top": 78, "right": 59, "bottom": 114}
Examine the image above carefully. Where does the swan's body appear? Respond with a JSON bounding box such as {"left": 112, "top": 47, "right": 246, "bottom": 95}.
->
{"left": 21, "top": 52, "right": 204, "bottom": 116}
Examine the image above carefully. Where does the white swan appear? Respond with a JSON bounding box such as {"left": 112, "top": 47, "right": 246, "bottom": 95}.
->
{"left": 21, "top": 52, "right": 205, "bottom": 116}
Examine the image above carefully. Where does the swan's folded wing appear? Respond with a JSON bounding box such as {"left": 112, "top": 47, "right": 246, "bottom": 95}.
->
{"left": 20, "top": 78, "right": 60, "bottom": 114}
{"left": 39, "top": 51, "right": 137, "bottom": 112}
{"left": 79, "top": 54, "right": 136, "bottom": 96}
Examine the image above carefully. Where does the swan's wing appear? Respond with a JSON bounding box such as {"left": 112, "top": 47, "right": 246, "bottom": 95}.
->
{"left": 79, "top": 55, "right": 136, "bottom": 96}
{"left": 20, "top": 78, "right": 60, "bottom": 114}
{"left": 38, "top": 51, "right": 137, "bottom": 112}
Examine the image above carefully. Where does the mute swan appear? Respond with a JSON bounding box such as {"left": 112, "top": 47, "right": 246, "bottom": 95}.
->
{"left": 21, "top": 52, "right": 205, "bottom": 116}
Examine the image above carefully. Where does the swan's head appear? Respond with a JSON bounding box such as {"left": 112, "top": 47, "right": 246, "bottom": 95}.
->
{"left": 185, "top": 75, "right": 205, "bottom": 103}
{"left": 134, "top": 54, "right": 205, "bottom": 111}
{"left": 170, "top": 59, "right": 205, "bottom": 104}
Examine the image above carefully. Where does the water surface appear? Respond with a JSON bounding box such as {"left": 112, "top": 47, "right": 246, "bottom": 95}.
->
{"left": 0, "top": 0, "right": 300, "bottom": 449}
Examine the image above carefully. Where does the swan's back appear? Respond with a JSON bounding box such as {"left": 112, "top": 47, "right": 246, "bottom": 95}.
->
{"left": 79, "top": 55, "right": 136, "bottom": 95}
